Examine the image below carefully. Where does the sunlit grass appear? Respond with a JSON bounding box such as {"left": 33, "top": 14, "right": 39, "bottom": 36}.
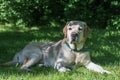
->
{"left": 0, "top": 25, "right": 120, "bottom": 80}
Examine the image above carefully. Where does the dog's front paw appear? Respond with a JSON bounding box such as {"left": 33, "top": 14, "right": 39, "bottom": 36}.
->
{"left": 102, "top": 70, "right": 111, "bottom": 74}
{"left": 58, "top": 67, "right": 71, "bottom": 72}
{"left": 38, "top": 64, "right": 44, "bottom": 67}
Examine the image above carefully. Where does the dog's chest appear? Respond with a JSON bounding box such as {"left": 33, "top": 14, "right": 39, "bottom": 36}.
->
{"left": 63, "top": 50, "right": 76, "bottom": 64}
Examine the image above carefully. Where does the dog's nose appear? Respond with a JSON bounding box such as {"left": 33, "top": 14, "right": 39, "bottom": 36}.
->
{"left": 71, "top": 32, "right": 78, "bottom": 37}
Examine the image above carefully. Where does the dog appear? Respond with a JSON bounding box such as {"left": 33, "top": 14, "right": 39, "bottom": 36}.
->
{"left": 2, "top": 21, "right": 111, "bottom": 74}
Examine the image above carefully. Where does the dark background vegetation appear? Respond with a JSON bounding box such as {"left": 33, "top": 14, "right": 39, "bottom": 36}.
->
{"left": 0, "top": 0, "right": 120, "bottom": 29}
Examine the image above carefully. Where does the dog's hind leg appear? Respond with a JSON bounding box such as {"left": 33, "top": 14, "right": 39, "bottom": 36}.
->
{"left": 20, "top": 57, "right": 41, "bottom": 71}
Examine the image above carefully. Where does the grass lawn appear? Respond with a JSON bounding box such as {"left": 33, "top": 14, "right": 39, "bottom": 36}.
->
{"left": 0, "top": 25, "right": 120, "bottom": 80}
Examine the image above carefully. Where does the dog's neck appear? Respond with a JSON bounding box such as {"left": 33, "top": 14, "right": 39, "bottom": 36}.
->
{"left": 64, "top": 40, "right": 84, "bottom": 52}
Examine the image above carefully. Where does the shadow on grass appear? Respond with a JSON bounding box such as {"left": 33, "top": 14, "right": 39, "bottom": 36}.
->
{"left": 0, "top": 29, "right": 63, "bottom": 62}
{"left": 86, "top": 29, "right": 120, "bottom": 66}
{"left": 0, "top": 66, "right": 57, "bottom": 75}
{"left": 0, "top": 66, "right": 60, "bottom": 80}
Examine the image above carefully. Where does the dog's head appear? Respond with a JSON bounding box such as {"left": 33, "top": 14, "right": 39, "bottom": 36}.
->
{"left": 63, "top": 21, "right": 90, "bottom": 50}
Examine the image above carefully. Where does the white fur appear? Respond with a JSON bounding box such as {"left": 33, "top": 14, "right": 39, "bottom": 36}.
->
{"left": 86, "top": 62, "right": 111, "bottom": 74}
{"left": 58, "top": 67, "right": 71, "bottom": 72}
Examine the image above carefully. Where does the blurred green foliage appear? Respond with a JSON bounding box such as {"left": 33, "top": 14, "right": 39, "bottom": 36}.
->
{"left": 0, "top": 0, "right": 120, "bottom": 29}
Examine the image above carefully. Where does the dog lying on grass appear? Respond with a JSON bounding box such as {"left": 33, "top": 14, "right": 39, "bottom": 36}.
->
{"left": 1, "top": 21, "right": 111, "bottom": 74}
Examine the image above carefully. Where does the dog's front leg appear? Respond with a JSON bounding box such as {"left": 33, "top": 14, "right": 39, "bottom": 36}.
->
{"left": 54, "top": 59, "right": 71, "bottom": 72}
{"left": 76, "top": 52, "right": 111, "bottom": 74}
{"left": 85, "top": 62, "right": 111, "bottom": 74}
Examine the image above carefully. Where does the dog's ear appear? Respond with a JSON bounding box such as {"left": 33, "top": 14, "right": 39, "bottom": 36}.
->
{"left": 63, "top": 22, "right": 69, "bottom": 38}
{"left": 84, "top": 23, "right": 91, "bottom": 38}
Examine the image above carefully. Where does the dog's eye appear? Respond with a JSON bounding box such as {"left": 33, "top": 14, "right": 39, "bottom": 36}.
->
{"left": 69, "top": 28, "right": 72, "bottom": 30}
{"left": 78, "top": 28, "right": 82, "bottom": 30}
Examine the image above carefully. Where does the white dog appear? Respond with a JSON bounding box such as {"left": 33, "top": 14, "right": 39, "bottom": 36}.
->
{"left": 2, "top": 21, "right": 111, "bottom": 74}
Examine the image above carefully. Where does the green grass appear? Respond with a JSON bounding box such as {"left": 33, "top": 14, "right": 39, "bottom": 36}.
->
{"left": 0, "top": 25, "right": 120, "bottom": 80}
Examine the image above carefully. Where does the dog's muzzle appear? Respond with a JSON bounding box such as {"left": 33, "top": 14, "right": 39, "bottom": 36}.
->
{"left": 71, "top": 32, "right": 79, "bottom": 43}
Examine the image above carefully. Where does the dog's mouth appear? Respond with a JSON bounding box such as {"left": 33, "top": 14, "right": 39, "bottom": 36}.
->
{"left": 71, "top": 33, "right": 79, "bottom": 43}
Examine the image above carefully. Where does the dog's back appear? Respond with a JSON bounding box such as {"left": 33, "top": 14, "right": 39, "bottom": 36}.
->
{"left": 1, "top": 42, "right": 54, "bottom": 66}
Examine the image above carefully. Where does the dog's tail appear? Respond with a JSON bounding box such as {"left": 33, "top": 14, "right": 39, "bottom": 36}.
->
{"left": 0, "top": 51, "right": 23, "bottom": 67}
{"left": 0, "top": 61, "right": 17, "bottom": 66}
